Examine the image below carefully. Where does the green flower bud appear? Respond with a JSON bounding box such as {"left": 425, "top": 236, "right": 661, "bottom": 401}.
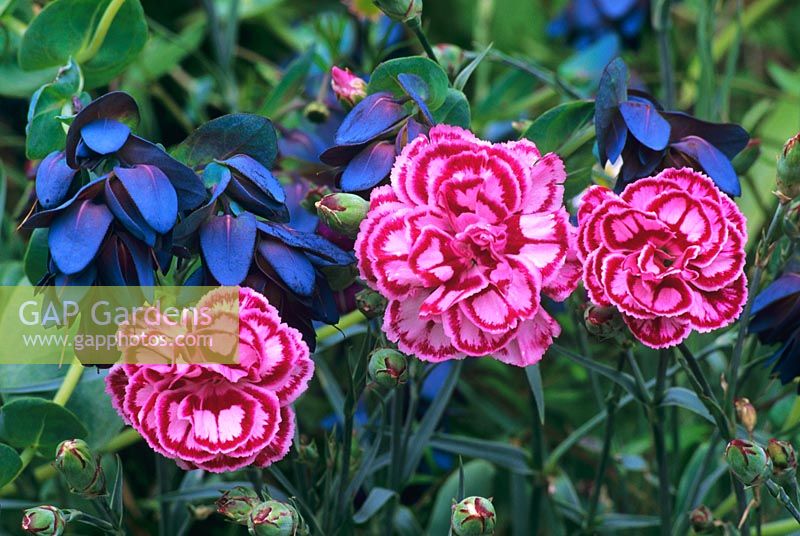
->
{"left": 216, "top": 486, "right": 260, "bottom": 525}
{"left": 583, "top": 304, "right": 627, "bottom": 342}
{"left": 368, "top": 348, "right": 409, "bottom": 388}
{"left": 434, "top": 44, "right": 465, "bottom": 78}
{"left": 767, "top": 439, "right": 797, "bottom": 485}
{"left": 451, "top": 496, "right": 496, "bottom": 536}
{"left": 732, "top": 138, "right": 761, "bottom": 175}
{"left": 373, "top": 0, "right": 422, "bottom": 22}
{"left": 689, "top": 505, "right": 715, "bottom": 534}
{"left": 54, "top": 439, "right": 105, "bottom": 497}
{"left": 21, "top": 506, "right": 66, "bottom": 536}
{"left": 301, "top": 185, "right": 332, "bottom": 214}
{"left": 725, "top": 439, "right": 772, "bottom": 486}
{"left": 248, "top": 501, "right": 299, "bottom": 536}
{"left": 356, "top": 288, "right": 388, "bottom": 319}
{"left": 316, "top": 193, "right": 369, "bottom": 239}
{"left": 777, "top": 133, "right": 800, "bottom": 200}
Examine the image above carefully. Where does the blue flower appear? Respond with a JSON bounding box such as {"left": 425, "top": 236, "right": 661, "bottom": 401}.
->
{"left": 548, "top": 0, "right": 649, "bottom": 49}
{"left": 750, "top": 272, "right": 800, "bottom": 384}
{"left": 595, "top": 58, "right": 749, "bottom": 195}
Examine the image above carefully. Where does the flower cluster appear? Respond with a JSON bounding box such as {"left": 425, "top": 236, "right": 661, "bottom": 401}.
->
{"left": 105, "top": 287, "right": 313, "bottom": 472}
{"left": 356, "top": 125, "right": 580, "bottom": 366}
{"left": 577, "top": 167, "right": 747, "bottom": 348}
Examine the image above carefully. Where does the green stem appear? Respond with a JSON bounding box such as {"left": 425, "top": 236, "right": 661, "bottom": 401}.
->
{"left": 76, "top": 0, "right": 126, "bottom": 63}
{"left": 653, "top": 0, "right": 675, "bottom": 108}
{"left": 406, "top": 17, "right": 439, "bottom": 63}
{"left": 676, "top": 343, "right": 733, "bottom": 440}
{"left": 765, "top": 479, "right": 800, "bottom": 526}
{"left": 585, "top": 354, "right": 626, "bottom": 530}
{"left": 652, "top": 350, "right": 671, "bottom": 536}
{"left": 727, "top": 202, "right": 786, "bottom": 416}
{"left": 315, "top": 311, "right": 366, "bottom": 342}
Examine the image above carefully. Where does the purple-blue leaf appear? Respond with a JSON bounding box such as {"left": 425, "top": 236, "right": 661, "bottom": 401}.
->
{"left": 257, "top": 221, "right": 354, "bottom": 266}
{"left": 664, "top": 111, "right": 749, "bottom": 159}
{"left": 397, "top": 73, "right": 434, "bottom": 124}
{"left": 606, "top": 112, "right": 628, "bottom": 163}
{"left": 596, "top": 0, "right": 637, "bottom": 19}
{"left": 334, "top": 92, "right": 406, "bottom": 146}
{"left": 619, "top": 100, "right": 670, "bottom": 151}
{"left": 81, "top": 119, "right": 131, "bottom": 155}
{"left": 340, "top": 141, "right": 397, "bottom": 192}
{"left": 22, "top": 178, "right": 107, "bottom": 229}
{"left": 221, "top": 154, "right": 286, "bottom": 204}
{"left": 319, "top": 143, "right": 369, "bottom": 167}
{"left": 104, "top": 178, "right": 157, "bottom": 246}
{"left": 35, "top": 151, "right": 77, "bottom": 209}
{"left": 114, "top": 165, "right": 178, "bottom": 234}
{"left": 117, "top": 135, "right": 206, "bottom": 211}
{"left": 65, "top": 91, "right": 140, "bottom": 168}
{"left": 118, "top": 232, "right": 156, "bottom": 287}
{"left": 200, "top": 212, "right": 256, "bottom": 285}
{"left": 594, "top": 57, "right": 628, "bottom": 164}
{"left": 49, "top": 199, "right": 113, "bottom": 274}
{"left": 311, "top": 276, "right": 339, "bottom": 324}
{"left": 671, "top": 135, "right": 741, "bottom": 196}
{"left": 396, "top": 118, "right": 427, "bottom": 153}
{"left": 258, "top": 238, "right": 316, "bottom": 297}
{"left": 752, "top": 274, "right": 800, "bottom": 315}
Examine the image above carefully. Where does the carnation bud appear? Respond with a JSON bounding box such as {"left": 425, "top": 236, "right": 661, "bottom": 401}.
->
{"left": 374, "top": 0, "right": 422, "bottom": 22}
{"left": 689, "top": 505, "right": 714, "bottom": 534}
{"left": 316, "top": 193, "right": 369, "bottom": 239}
{"left": 767, "top": 439, "right": 798, "bottom": 484}
{"left": 732, "top": 138, "right": 761, "bottom": 175}
{"left": 216, "top": 486, "right": 260, "bottom": 525}
{"left": 303, "top": 101, "right": 330, "bottom": 124}
{"left": 434, "top": 44, "right": 465, "bottom": 78}
{"left": 301, "top": 185, "right": 333, "bottom": 214}
{"left": 248, "top": 500, "right": 300, "bottom": 536}
{"left": 297, "top": 438, "right": 319, "bottom": 465}
{"left": 54, "top": 439, "right": 105, "bottom": 497}
{"left": 368, "top": 348, "right": 409, "bottom": 388}
{"left": 583, "top": 304, "right": 627, "bottom": 342}
{"left": 777, "top": 133, "right": 800, "bottom": 200}
{"left": 330, "top": 66, "right": 367, "bottom": 107}
{"left": 734, "top": 397, "right": 757, "bottom": 434}
{"left": 21, "top": 506, "right": 66, "bottom": 536}
{"left": 451, "top": 496, "right": 496, "bottom": 536}
{"left": 725, "top": 439, "right": 772, "bottom": 486}
{"left": 356, "top": 288, "right": 388, "bottom": 319}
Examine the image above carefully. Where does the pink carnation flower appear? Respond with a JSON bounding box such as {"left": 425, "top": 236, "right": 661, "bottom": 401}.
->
{"left": 355, "top": 125, "right": 580, "bottom": 366}
{"left": 577, "top": 168, "right": 748, "bottom": 348}
{"left": 331, "top": 66, "right": 367, "bottom": 106}
{"left": 105, "top": 287, "right": 313, "bottom": 473}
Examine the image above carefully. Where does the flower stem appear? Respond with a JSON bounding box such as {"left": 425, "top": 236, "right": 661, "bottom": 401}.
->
{"left": 76, "top": 0, "right": 127, "bottom": 63}
{"left": 652, "top": 350, "right": 672, "bottom": 536}
{"left": 765, "top": 479, "right": 800, "bottom": 526}
{"left": 653, "top": 0, "right": 675, "bottom": 108}
{"left": 315, "top": 311, "right": 367, "bottom": 342}
{"left": 726, "top": 201, "right": 787, "bottom": 417}
{"left": 676, "top": 343, "right": 733, "bottom": 440}
{"left": 405, "top": 17, "right": 439, "bottom": 63}
{"left": 584, "top": 353, "right": 626, "bottom": 530}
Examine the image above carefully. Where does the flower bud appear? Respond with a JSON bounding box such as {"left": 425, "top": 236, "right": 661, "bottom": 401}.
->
{"left": 301, "top": 185, "right": 332, "bottom": 214}
{"left": 451, "top": 496, "right": 496, "bottom": 536}
{"left": 734, "top": 397, "right": 757, "bottom": 434}
{"left": 767, "top": 439, "right": 797, "bottom": 484}
{"left": 303, "top": 101, "right": 330, "bottom": 124}
{"left": 216, "top": 486, "right": 260, "bottom": 525}
{"left": 316, "top": 193, "right": 369, "bottom": 239}
{"left": 583, "top": 304, "right": 627, "bottom": 342}
{"left": 374, "top": 0, "right": 422, "bottom": 22}
{"left": 732, "top": 138, "right": 761, "bottom": 175}
{"left": 356, "top": 288, "right": 388, "bottom": 319}
{"left": 331, "top": 67, "right": 367, "bottom": 107}
{"left": 248, "top": 501, "right": 300, "bottom": 536}
{"left": 689, "top": 505, "right": 714, "bottom": 534}
{"left": 368, "top": 348, "right": 409, "bottom": 388}
{"left": 434, "top": 44, "right": 465, "bottom": 78}
{"left": 21, "top": 506, "right": 66, "bottom": 536}
{"left": 777, "top": 133, "right": 800, "bottom": 200}
{"left": 54, "top": 439, "right": 105, "bottom": 497}
{"left": 725, "top": 439, "right": 772, "bottom": 486}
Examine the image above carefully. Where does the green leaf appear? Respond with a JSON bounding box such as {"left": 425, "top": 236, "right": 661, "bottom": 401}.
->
{"left": 19, "top": 0, "right": 147, "bottom": 88}
{"left": 660, "top": 387, "right": 714, "bottom": 424}
{"left": 109, "top": 455, "right": 124, "bottom": 523}
{"left": 453, "top": 44, "right": 492, "bottom": 92}
{"left": 353, "top": 487, "right": 396, "bottom": 524}
{"left": 172, "top": 114, "right": 279, "bottom": 170}
{"left": 522, "top": 100, "right": 595, "bottom": 154}
{"left": 427, "top": 460, "right": 496, "bottom": 536}
{"left": 368, "top": 56, "right": 450, "bottom": 111}
{"left": 124, "top": 16, "right": 207, "bottom": 84}
{"left": 66, "top": 373, "right": 124, "bottom": 448}
{"left": 25, "top": 59, "right": 83, "bottom": 159}
{"left": 259, "top": 46, "right": 316, "bottom": 117}
{"left": 551, "top": 345, "right": 647, "bottom": 403}
{"left": 23, "top": 229, "right": 49, "bottom": 285}
{"left": 0, "top": 396, "right": 87, "bottom": 452}
{"left": 525, "top": 363, "right": 545, "bottom": 425}
{"left": 432, "top": 88, "right": 471, "bottom": 128}
{"left": 429, "top": 433, "right": 532, "bottom": 475}
{"left": 0, "top": 443, "right": 22, "bottom": 487}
